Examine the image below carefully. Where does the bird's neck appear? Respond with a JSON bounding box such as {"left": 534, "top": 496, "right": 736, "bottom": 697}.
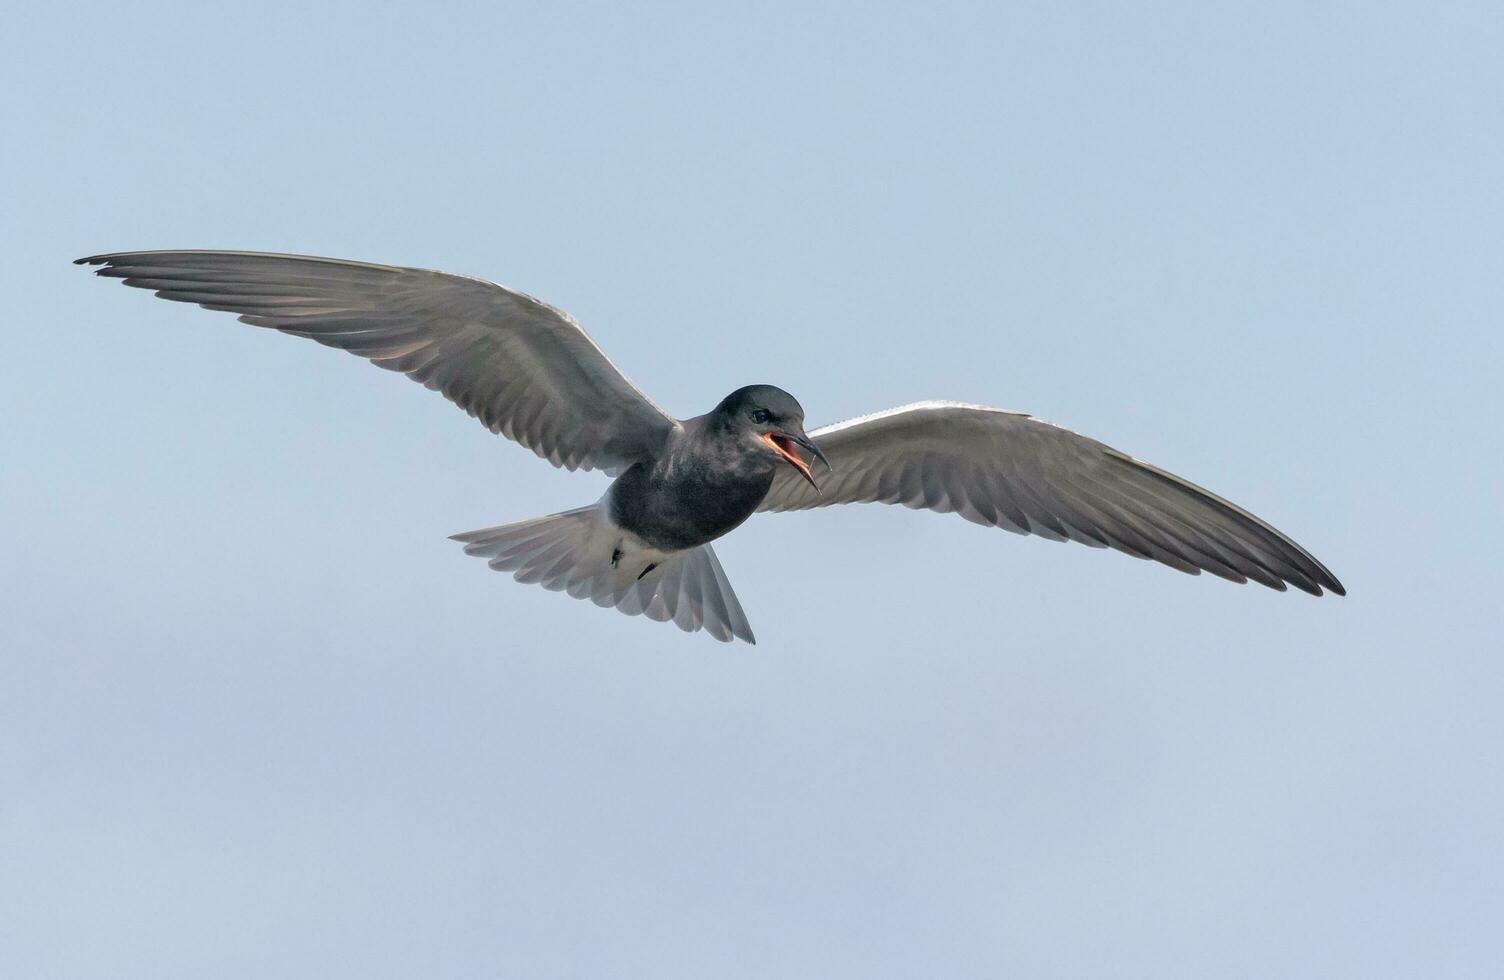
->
{"left": 681, "top": 414, "right": 775, "bottom": 479}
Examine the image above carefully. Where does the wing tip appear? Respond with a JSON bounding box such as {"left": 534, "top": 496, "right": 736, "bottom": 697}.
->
{"left": 1312, "top": 562, "right": 1346, "bottom": 597}
{"left": 1313, "top": 574, "right": 1346, "bottom": 598}
{"left": 1252, "top": 567, "right": 1345, "bottom": 598}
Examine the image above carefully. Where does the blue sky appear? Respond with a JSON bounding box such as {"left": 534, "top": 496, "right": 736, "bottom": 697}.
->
{"left": 3, "top": 2, "right": 1500, "bottom": 977}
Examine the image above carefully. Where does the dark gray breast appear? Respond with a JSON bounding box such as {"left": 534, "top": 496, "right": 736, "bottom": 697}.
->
{"left": 608, "top": 420, "right": 776, "bottom": 552}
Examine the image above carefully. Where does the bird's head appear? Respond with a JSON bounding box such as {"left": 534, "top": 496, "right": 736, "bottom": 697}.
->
{"left": 715, "top": 384, "right": 831, "bottom": 492}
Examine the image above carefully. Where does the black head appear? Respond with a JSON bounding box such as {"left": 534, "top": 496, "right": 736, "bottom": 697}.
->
{"left": 713, "top": 384, "right": 830, "bottom": 491}
{"left": 715, "top": 384, "right": 806, "bottom": 427}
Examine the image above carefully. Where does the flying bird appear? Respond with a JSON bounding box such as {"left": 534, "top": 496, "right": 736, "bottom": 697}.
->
{"left": 77, "top": 250, "right": 1345, "bottom": 643}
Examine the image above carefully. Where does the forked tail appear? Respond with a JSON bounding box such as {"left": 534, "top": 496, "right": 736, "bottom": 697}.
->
{"left": 449, "top": 507, "right": 756, "bottom": 644}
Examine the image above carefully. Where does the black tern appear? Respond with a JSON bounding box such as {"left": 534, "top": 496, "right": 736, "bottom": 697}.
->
{"left": 78, "top": 250, "right": 1345, "bottom": 643}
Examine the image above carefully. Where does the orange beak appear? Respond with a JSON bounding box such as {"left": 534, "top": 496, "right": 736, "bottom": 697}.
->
{"left": 763, "top": 431, "right": 820, "bottom": 492}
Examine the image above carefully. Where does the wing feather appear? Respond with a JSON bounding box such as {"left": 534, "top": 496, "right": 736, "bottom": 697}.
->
{"left": 78, "top": 250, "right": 676, "bottom": 473}
{"left": 760, "top": 402, "right": 1344, "bottom": 596}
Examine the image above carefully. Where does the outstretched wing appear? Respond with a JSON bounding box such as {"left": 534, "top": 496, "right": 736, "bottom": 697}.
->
{"left": 77, "top": 250, "right": 677, "bottom": 473}
{"left": 760, "top": 401, "right": 1344, "bottom": 596}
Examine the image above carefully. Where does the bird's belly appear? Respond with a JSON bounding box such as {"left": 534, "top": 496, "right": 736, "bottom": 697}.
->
{"left": 608, "top": 466, "right": 769, "bottom": 552}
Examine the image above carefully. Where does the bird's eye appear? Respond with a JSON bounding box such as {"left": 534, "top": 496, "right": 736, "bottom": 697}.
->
{"left": 749, "top": 409, "right": 771, "bottom": 425}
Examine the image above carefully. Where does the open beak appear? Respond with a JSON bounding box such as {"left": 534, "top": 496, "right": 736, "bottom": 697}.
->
{"left": 763, "top": 430, "right": 831, "bottom": 493}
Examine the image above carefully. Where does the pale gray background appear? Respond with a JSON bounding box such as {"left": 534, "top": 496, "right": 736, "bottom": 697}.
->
{"left": 3, "top": 2, "right": 1500, "bottom": 977}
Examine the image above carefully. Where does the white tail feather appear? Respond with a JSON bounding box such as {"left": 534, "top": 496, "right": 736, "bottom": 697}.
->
{"left": 450, "top": 507, "right": 756, "bottom": 644}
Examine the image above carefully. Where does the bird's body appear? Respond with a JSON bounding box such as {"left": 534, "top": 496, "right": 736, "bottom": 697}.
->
{"left": 79, "top": 249, "right": 1344, "bottom": 644}
{"left": 611, "top": 388, "right": 798, "bottom": 552}
{"left": 610, "top": 421, "right": 770, "bottom": 553}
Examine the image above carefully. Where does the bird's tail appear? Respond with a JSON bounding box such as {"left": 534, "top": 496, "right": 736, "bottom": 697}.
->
{"left": 449, "top": 507, "right": 756, "bottom": 644}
